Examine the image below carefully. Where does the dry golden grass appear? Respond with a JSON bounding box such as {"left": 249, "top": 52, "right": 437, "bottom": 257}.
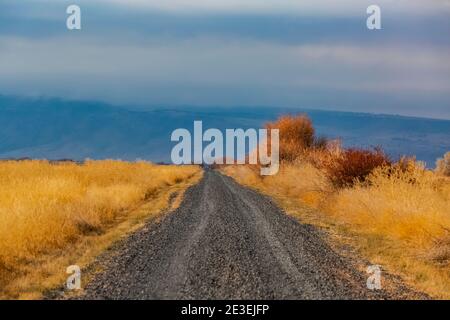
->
{"left": 436, "top": 151, "right": 450, "bottom": 177}
{"left": 0, "top": 160, "right": 201, "bottom": 299}
{"left": 328, "top": 164, "right": 450, "bottom": 246}
{"left": 222, "top": 161, "right": 450, "bottom": 298}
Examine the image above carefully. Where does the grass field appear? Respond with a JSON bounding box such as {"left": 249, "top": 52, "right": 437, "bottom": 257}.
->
{"left": 0, "top": 160, "right": 201, "bottom": 299}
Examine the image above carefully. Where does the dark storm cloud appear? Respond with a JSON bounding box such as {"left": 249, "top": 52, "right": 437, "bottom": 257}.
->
{"left": 0, "top": 0, "right": 449, "bottom": 118}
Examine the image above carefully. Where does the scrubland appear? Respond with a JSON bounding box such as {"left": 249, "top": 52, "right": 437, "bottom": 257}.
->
{"left": 223, "top": 115, "right": 450, "bottom": 298}
{"left": 0, "top": 160, "right": 200, "bottom": 299}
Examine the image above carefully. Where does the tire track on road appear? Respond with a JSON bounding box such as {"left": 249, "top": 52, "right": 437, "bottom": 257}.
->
{"left": 80, "top": 169, "right": 421, "bottom": 299}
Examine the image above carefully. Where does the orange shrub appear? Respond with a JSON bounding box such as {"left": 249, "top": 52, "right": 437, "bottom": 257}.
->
{"left": 325, "top": 147, "right": 391, "bottom": 187}
{"left": 265, "top": 115, "right": 315, "bottom": 161}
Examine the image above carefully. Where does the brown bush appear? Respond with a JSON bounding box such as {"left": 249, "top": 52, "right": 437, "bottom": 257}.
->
{"left": 265, "top": 115, "right": 316, "bottom": 161}
{"left": 325, "top": 147, "right": 391, "bottom": 187}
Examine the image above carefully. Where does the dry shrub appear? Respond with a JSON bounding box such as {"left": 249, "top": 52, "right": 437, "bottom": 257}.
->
{"left": 223, "top": 161, "right": 331, "bottom": 209}
{"left": 435, "top": 151, "right": 450, "bottom": 177}
{"left": 265, "top": 115, "right": 315, "bottom": 161}
{"left": 266, "top": 161, "right": 332, "bottom": 207}
{"left": 325, "top": 147, "right": 391, "bottom": 187}
{"left": 222, "top": 164, "right": 263, "bottom": 188}
{"left": 426, "top": 232, "right": 450, "bottom": 266}
{"left": 305, "top": 139, "right": 342, "bottom": 169}
{"left": 396, "top": 155, "right": 419, "bottom": 172}
{"left": 328, "top": 161, "right": 450, "bottom": 247}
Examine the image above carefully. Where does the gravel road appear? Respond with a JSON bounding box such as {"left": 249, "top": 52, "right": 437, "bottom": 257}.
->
{"left": 80, "top": 169, "right": 420, "bottom": 299}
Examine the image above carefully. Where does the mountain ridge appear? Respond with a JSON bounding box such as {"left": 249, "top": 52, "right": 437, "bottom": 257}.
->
{"left": 1, "top": 95, "right": 449, "bottom": 166}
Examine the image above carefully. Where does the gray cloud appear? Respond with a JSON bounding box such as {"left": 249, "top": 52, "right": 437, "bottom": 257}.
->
{"left": 0, "top": 0, "right": 449, "bottom": 119}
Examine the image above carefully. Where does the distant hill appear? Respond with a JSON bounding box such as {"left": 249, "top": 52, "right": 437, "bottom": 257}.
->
{"left": 0, "top": 95, "right": 449, "bottom": 167}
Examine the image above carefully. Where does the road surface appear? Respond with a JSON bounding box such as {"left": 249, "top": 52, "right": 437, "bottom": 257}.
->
{"left": 81, "top": 170, "right": 419, "bottom": 299}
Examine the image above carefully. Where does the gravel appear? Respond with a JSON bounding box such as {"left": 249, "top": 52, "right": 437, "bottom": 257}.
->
{"left": 80, "top": 169, "right": 423, "bottom": 300}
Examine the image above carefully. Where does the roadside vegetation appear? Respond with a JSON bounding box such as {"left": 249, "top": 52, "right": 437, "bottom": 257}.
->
{"left": 222, "top": 115, "right": 450, "bottom": 298}
{"left": 0, "top": 160, "right": 201, "bottom": 299}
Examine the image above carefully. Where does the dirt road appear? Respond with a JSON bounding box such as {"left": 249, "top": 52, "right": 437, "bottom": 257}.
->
{"left": 81, "top": 170, "right": 418, "bottom": 299}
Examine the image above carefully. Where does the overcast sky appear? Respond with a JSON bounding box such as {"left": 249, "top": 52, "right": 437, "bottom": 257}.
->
{"left": 0, "top": 0, "right": 449, "bottom": 119}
